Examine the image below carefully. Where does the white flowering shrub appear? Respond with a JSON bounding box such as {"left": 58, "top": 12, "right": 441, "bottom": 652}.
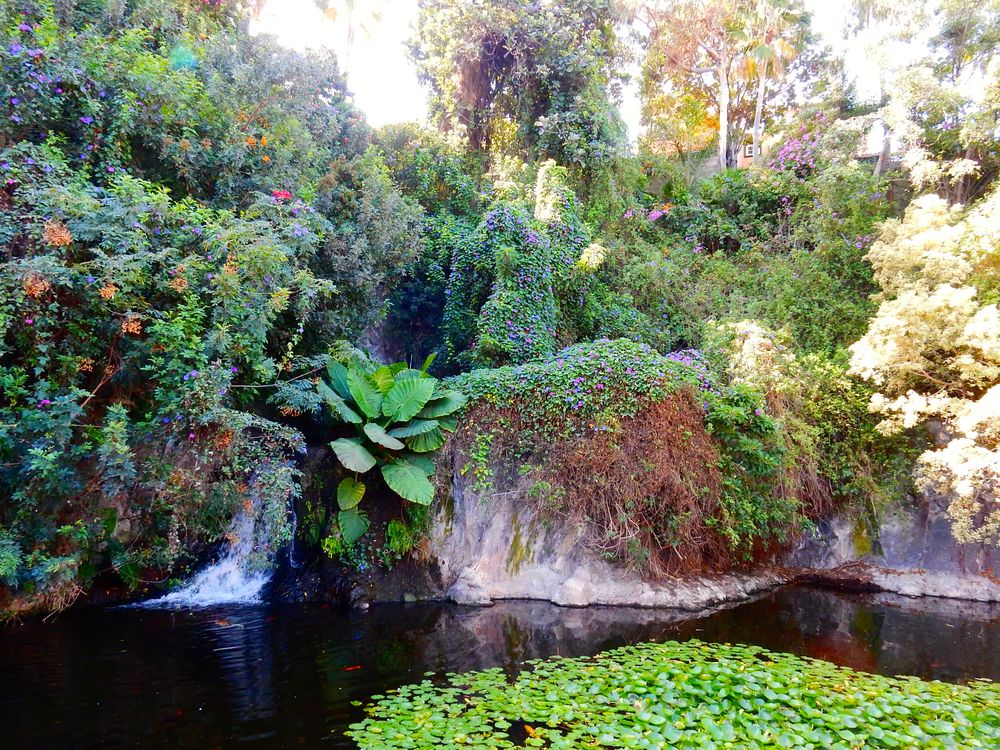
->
{"left": 850, "top": 188, "right": 1000, "bottom": 544}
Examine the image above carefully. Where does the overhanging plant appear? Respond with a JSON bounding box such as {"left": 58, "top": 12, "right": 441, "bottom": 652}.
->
{"left": 318, "top": 354, "right": 466, "bottom": 544}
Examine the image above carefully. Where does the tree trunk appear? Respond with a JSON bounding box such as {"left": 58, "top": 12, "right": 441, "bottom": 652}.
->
{"left": 873, "top": 125, "right": 891, "bottom": 178}
{"left": 718, "top": 56, "right": 730, "bottom": 171}
{"left": 752, "top": 69, "right": 766, "bottom": 162}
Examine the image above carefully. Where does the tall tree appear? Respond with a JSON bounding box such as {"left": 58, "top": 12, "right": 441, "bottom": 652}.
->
{"left": 313, "top": 0, "right": 387, "bottom": 68}
{"left": 410, "top": 0, "right": 627, "bottom": 169}
{"left": 744, "top": 0, "right": 805, "bottom": 159}
{"left": 639, "top": 0, "right": 754, "bottom": 170}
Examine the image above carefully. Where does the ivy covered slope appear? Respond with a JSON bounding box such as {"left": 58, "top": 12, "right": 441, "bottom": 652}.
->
{"left": 0, "top": 1, "right": 421, "bottom": 612}
{"left": 349, "top": 639, "right": 1000, "bottom": 749}
{"left": 449, "top": 339, "right": 799, "bottom": 577}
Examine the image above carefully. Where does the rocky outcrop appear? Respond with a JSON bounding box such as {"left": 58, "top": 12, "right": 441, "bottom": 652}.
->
{"left": 413, "top": 466, "right": 1000, "bottom": 606}
{"left": 407, "top": 464, "right": 789, "bottom": 609}
{"left": 284, "top": 446, "right": 1000, "bottom": 610}
{"left": 785, "top": 496, "right": 1000, "bottom": 602}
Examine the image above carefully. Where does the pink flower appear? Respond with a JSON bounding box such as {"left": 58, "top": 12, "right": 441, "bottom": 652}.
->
{"left": 271, "top": 189, "right": 292, "bottom": 202}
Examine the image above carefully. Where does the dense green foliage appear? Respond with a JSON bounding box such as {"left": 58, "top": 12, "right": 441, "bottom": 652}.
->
{"left": 452, "top": 339, "right": 795, "bottom": 566}
{"left": 409, "top": 0, "right": 627, "bottom": 171}
{"left": 348, "top": 639, "right": 1000, "bottom": 748}
{"left": 2, "top": 0, "right": 998, "bottom": 611}
{"left": 0, "top": 0, "right": 421, "bottom": 607}
{"left": 319, "top": 355, "right": 465, "bottom": 542}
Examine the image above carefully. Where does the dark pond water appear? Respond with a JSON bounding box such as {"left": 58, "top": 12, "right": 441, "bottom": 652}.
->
{"left": 2, "top": 585, "right": 999, "bottom": 749}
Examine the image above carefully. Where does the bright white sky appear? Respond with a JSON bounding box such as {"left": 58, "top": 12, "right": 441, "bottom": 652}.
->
{"left": 250, "top": 0, "right": 922, "bottom": 139}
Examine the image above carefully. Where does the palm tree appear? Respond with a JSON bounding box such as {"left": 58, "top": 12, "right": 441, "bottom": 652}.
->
{"left": 743, "top": 0, "right": 803, "bottom": 161}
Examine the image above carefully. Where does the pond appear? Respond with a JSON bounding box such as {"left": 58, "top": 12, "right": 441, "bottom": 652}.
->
{"left": 1, "top": 586, "right": 999, "bottom": 748}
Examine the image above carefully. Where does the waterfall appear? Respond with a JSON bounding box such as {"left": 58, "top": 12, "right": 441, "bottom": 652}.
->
{"left": 142, "top": 496, "right": 280, "bottom": 608}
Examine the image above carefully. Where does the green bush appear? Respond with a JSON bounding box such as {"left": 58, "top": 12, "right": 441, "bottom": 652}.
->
{"left": 452, "top": 339, "right": 792, "bottom": 559}
{"left": 0, "top": 1, "right": 419, "bottom": 606}
{"left": 319, "top": 356, "right": 466, "bottom": 544}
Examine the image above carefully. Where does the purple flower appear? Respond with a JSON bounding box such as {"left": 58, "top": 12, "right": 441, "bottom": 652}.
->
{"left": 10, "top": 98, "right": 18, "bottom": 106}
{"left": 79, "top": 115, "right": 93, "bottom": 125}
{"left": 18, "top": 23, "right": 32, "bottom": 32}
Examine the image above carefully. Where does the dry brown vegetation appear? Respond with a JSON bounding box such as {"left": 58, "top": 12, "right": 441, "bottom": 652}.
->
{"left": 453, "top": 389, "right": 784, "bottom": 578}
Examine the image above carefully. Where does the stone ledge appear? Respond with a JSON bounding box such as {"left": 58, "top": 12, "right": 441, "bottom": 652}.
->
{"left": 787, "top": 563, "right": 1000, "bottom": 603}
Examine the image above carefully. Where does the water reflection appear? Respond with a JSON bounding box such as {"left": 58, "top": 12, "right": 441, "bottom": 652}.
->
{"left": 1, "top": 586, "right": 998, "bottom": 748}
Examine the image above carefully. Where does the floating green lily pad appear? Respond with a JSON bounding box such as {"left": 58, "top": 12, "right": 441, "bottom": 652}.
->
{"left": 347, "top": 639, "right": 1000, "bottom": 749}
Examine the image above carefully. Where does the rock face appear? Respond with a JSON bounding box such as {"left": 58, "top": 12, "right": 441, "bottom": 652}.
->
{"left": 405, "top": 465, "right": 1000, "bottom": 606}
{"left": 420, "top": 466, "right": 787, "bottom": 609}
{"left": 286, "top": 447, "right": 1000, "bottom": 609}
{"left": 785, "top": 495, "right": 1000, "bottom": 602}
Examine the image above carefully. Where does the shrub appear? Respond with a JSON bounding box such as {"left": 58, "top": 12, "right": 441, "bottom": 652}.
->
{"left": 850, "top": 188, "right": 1000, "bottom": 545}
{"left": 0, "top": 1, "right": 418, "bottom": 608}
{"left": 318, "top": 357, "right": 466, "bottom": 544}
{"left": 450, "top": 339, "right": 795, "bottom": 573}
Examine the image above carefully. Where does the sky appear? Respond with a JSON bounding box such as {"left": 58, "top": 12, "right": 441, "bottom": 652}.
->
{"left": 250, "top": 0, "right": 428, "bottom": 128}
{"left": 250, "top": 0, "right": 924, "bottom": 141}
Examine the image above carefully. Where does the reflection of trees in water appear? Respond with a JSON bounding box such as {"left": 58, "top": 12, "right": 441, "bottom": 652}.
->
{"left": 206, "top": 609, "right": 276, "bottom": 723}
{"left": 679, "top": 587, "right": 1000, "bottom": 683}
{"left": 4, "top": 589, "right": 1000, "bottom": 748}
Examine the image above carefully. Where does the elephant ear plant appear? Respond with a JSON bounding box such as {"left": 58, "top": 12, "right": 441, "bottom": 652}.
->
{"left": 318, "top": 355, "right": 467, "bottom": 544}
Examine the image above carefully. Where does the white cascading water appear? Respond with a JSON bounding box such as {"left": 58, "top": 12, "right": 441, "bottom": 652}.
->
{"left": 141, "top": 499, "right": 273, "bottom": 608}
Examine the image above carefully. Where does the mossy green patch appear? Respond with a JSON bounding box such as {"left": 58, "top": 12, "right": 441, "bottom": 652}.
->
{"left": 504, "top": 515, "right": 538, "bottom": 576}
{"left": 347, "top": 639, "right": 1000, "bottom": 749}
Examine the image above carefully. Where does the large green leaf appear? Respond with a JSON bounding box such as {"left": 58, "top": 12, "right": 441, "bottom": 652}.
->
{"left": 330, "top": 438, "right": 376, "bottom": 473}
{"left": 381, "top": 459, "right": 435, "bottom": 505}
{"left": 420, "top": 352, "right": 437, "bottom": 373}
{"left": 418, "top": 390, "right": 467, "bottom": 418}
{"left": 387, "top": 419, "right": 439, "bottom": 438}
{"left": 383, "top": 377, "right": 436, "bottom": 422}
{"left": 406, "top": 426, "right": 446, "bottom": 453}
{"left": 318, "top": 381, "right": 362, "bottom": 424}
{"left": 363, "top": 422, "right": 405, "bottom": 450}
{"left": 371, "top": 366, "right": 395, "bottom": 394}
{"left": 400, "top": 452, "right": 436, "bottom": 476}
{"left": 348, "top": 370, "right": 383, "bottom": 419}
{"left": 437, "top": 415, "right": 458, "bottom": 433}
{"left": 338, "top": 507, "right": 370, "bottom": 544}
{"left": 326, "top": 361, "right": 352, "bottom": 400}
{"left": 394, "top": 368, "right": 425, "bottom": 381}
{"left": 337, "top": 477, "right": 365, "bottom": 510}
